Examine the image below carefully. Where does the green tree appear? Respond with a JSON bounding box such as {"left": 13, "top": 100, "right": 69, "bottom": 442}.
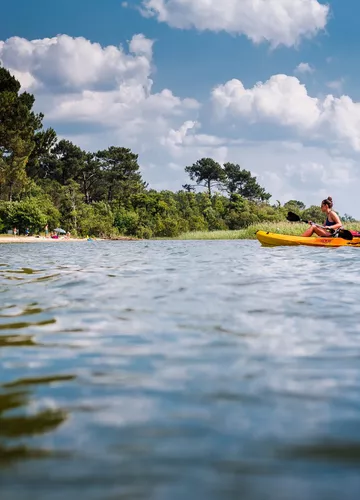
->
{"left": 224, "top": 195, "right": 256, "bottom": 229}
{"left": 77, "top": 201, "right": 115, "bottom": 237}
{"left": 79, "top": 153, "right": 102, "bottom": 204}
{"left": 185, "top": 158, "right": 226, "bottom": 197}
{"left": 284, "top": 200, "right": 306, "bottom": 213}
{"left": 96, "top": 147, "right": 146, "bottom": 206}
{"left": 342, "top": 213, "right": 356, "bottom": 223}
{"left": 223, "top": 163, "right": 271, "bottom": 201}
{"left": 303, "top": 205, "right": 324, "bottom": 224}
{"left": 0, "top": 67, "right": 44, "bottom": 201}
{"left": 59, "top": 180, "right": 84, "bottom": 234}
{"left": 182, "top": 183, "right": 195, "bottom": 192}
{"left": 0, "top": 198, "right": 50, "bottom": 234}
{"left": 114, "top": 208, "right": 140, "bottom": 236}
{"left": 26, "top": 127, "right": 57, "bottom": 180}
{"left": 52, "top": 140, "right": 86, "bottom": 186}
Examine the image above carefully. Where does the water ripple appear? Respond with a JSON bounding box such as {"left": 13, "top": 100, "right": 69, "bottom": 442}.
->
{"left": 0, "top": 240, "right": 360, "bottom": 499}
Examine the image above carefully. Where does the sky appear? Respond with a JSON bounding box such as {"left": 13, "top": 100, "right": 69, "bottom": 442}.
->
{"left": 1, "top": 0, "right": 360, "bottom": 216}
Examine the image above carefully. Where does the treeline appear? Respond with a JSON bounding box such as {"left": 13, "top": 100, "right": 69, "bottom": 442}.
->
{"left": 0, "top": 66, "right": 355, "bottom": 237}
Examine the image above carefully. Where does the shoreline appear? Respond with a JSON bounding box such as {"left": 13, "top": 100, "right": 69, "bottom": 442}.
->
{"left": 0, "top": 236, "right": 88, "bottom": 244}
{"left": 0, "top": 235, "right": 139, "bottom": 244}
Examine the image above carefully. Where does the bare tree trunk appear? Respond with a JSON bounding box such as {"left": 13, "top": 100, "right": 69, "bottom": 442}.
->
{"left": 82, "top": 172, "right": 90, "bottom": 204}
{"left": 70, "top": 188, "right": 77, "bottom": 232}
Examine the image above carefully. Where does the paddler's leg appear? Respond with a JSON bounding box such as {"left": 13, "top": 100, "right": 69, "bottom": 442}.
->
{"left": 302, "top": 225, "right": 314, "bottom": 237}
{"left": 302, "top": 225, "right": 330, "bottom": 237}
{"left": 313, "top": 226, "right": 332, "bottom": 237}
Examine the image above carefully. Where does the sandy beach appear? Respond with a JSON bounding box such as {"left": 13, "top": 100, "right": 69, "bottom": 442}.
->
{"left": 0, "top": 236, "right": 137, "bottom": 243}
{"left": 0, "top": 236, "right": 88, "bottom": 244}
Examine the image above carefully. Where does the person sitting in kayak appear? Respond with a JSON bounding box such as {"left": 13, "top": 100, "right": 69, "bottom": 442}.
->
{"left": 302, "top": 196, "right": 343, "bottom": 237}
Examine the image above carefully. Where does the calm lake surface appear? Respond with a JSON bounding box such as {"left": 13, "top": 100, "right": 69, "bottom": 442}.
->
{"left": 1, "top": 240, "right": 360, "bottom": 500}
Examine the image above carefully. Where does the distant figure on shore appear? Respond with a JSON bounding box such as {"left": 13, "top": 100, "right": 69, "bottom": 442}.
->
{"left": 13, "top": 227, "right": 17, "bottom": 237}
{"left": 25, "top": 227, "right": 29, "bottom": 236}
{"left": 45, "top": 224, "right": 49, "bottom": 238}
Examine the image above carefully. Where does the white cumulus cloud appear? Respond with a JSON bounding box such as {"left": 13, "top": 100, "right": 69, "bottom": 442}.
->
{"left": 0, "top": 34, "right": 199, "bottom": 147}
{"left": 0, "top": 34, "right": 153, "bottom": 92}
{"left": 141, "top": 0, "right": 329, "bottom": 47}
{"left": 212, "top": 74, "right": 360, "bottom": 151}
{"left": 212, "top": 75, "right": 321, "bottom": 130}
{"left": 129, "top": 33, "right": 154, "bottom": 58}
{"left": 326, "top": 78, "right": 344, "bottom": 92}
{"left": 294, "top": 62, "right": 314, "bottom": 74}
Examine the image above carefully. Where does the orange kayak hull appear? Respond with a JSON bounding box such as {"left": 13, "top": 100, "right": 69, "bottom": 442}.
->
{"left": 256, "top": 230, "right": 360, "bottom": 247}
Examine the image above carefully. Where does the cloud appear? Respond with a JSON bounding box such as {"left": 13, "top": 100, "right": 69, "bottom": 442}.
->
{"left": 142, "top": 134, "right": 360, "bottom": 217}
{"left": 294, "top": 62, "right": 314, "bottom": 74}
{"left": 47, "top": 88, "right": 198, "bottom": 129}
{"left": 0, "top": 34, "right": 154, "bottom": 92}
{"left": 137, "top": 116, "right": 359, "bottom": 216}
{"left": 141, "top": 0, "right": 329, "bottom": 47}
{"left": 129, "top": 33, "right": 154, "bottom": 58}
{"left": 211, "top": 74, "right": 360, "bottom": 151}
{"left": 1, "top": 33, "right": 360, "bottom": 218}
{"left": 258, "top": 148, "right": 357, "bottom": 213}
{"left": 212, "top": 75, "right": 320, "bottom": 129}
{"left": 326, "top": 78, "right": 345, "bottom": 92}
{"left": 160, "top": 120, "right": 199, "bottom": 154}
{"left": 0, "top": 34, "right": 199, "bottom": 147}
{"left": 284, "top": 159, "right": 354, "bottom": 188}
{"left": 159, "top": 120, "right": 233, "bottom": 156}
{"left": 5, "top": 68, "right": 38, "bottom": 90}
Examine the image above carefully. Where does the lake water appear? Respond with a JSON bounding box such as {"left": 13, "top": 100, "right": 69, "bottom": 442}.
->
{"left": 1, "top": 240, "right": 360, "bottom": 500}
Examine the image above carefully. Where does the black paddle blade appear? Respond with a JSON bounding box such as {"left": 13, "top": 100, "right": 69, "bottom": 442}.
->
{"left": 287, "top": 211, "right": 302, "bottom": 222}
{"left": 338, "top": 229, "right": 353, "bottom": 241}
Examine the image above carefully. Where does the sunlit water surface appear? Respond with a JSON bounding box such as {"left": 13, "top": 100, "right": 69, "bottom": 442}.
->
{"left": 1, "top": 240, "right": 360, "bottom": 500}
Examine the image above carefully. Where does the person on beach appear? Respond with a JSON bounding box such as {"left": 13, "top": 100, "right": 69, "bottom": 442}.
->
{"left": 45, "top": 224, "right": 49, "bottom": 238}
{"left": 302, "top": 196, "right": 343, "bottom": 237}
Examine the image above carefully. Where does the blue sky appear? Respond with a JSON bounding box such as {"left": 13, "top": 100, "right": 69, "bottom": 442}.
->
{"left": 1, "top": 0, "right": 360, "bottom": 216}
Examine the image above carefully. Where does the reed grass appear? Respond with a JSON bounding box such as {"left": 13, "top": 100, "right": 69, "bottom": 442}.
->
{"left": 174, "top": 221, "right": 360, "bottom": 240}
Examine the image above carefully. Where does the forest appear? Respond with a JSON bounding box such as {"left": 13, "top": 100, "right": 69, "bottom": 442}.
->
{"left": 0, "top": 66, "right": 355, "bottom": 238}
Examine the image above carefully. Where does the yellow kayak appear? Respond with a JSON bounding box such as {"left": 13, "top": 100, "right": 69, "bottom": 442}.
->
{"left": 256, "top": 230, "right": 360, "bottom": 247}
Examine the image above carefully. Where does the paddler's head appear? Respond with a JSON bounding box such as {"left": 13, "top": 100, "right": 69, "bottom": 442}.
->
{"left": 321, "top": 196, "right": 333, "bottom": 212}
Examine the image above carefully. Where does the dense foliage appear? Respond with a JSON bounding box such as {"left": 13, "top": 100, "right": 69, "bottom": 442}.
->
{"left": 0, "top": 66, "right": 353, "bottom": 238}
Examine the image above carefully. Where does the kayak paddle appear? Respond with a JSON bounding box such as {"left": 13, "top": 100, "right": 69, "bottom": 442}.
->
{"left": 286, "top": 211, "right": 353, "bottom": 241}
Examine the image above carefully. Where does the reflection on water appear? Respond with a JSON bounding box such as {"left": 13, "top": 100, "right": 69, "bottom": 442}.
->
{"left": 0, "top": 381, "right": 68, "bottom": 464}
{"left": 280, "top": 440, "right": 360, "bottom": 463}
{"left": 1, "top": 240, "right": 360, "bottom": 499}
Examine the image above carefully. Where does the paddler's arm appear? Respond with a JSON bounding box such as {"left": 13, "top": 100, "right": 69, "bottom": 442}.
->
{"left": 329, "top": 211, "right": 342, "bottom": 230}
